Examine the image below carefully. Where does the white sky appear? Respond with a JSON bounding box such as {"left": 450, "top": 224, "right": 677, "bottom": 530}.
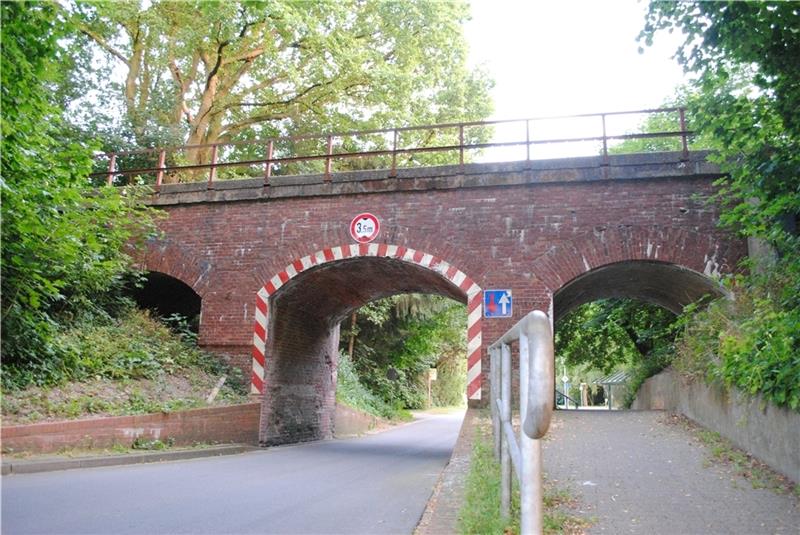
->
{"left": 465, "top": 0, "right": 686, "bottom": 118}
{"left": 463, "top": 0, "right": 688, "bottom": 159}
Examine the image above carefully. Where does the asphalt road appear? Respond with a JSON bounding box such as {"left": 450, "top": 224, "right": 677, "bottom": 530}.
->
{"left": 2, "top": 410, "right": 465, "bottom": 535}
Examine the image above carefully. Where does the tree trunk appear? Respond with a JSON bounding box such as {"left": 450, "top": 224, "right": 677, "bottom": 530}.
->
{"left": 347, "top": 311, "right": 357, "bottom": 360}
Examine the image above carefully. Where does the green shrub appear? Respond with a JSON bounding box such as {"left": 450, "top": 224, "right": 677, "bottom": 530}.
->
{"left": 2, "top": 307, "right": 247, "bottom": 394}
{"left": 623, "top": 345, "right": 673, "bottom": 408}
{"left": 673, "top": 262, "right": 800, "bottom": 411}
{"left": 431, "top": 353, "right": 467, "bottom": 407}
{"left": 336, "top": 351, "right": 396, "bottom": 419}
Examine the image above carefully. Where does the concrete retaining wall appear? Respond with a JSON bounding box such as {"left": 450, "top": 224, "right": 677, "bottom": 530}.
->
{"left": 333, "top": 403, "right": 381, "bottom": 437}
{"left": 1, "top": 403, "right": 261, "bottom": 454}
{"left": 633, "top": 369, "right": 800, "bottom": 482}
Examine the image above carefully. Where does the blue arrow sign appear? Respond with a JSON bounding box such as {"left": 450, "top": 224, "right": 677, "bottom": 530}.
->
{"left": 484, "top": 289, "right": 512, "bottom": 318}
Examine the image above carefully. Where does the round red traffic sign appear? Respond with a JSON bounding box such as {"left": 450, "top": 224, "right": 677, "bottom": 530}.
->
{"left": 349, "top": 213, "right": 380, "bottom": 243}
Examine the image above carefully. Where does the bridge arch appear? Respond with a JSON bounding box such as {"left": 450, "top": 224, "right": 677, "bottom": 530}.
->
{"left": 530, "top": 225, "right": 737, "bottom": 315}
{"left": 136, "top": 239, "right": 214, "bottom": 298}
{"left": 252, "top": 243, "right": 483, "bottom": 445}
{"left": 132, "top": 271, "right": 202, "bottom": 329}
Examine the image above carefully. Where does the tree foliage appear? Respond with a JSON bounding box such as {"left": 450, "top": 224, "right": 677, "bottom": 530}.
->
{"left": 68, "top": 0, "right": 492, "bottom": 172}
{"left": 642, "top": 1, "right": 799, "bottom": 252}
{"left": 339, "top": 294, "right": 466, "bottom": 411}
{"left": 641, "top": 1, "right": 799, "bottom": 409}
{"left": 556, "top": 299, "right": 677, "bottom": 374}
{"left": 0, "top": 2, "right": 153, "bottom": 387}
{"left": 607, "top": 97, "right": 716, "bottom": 155}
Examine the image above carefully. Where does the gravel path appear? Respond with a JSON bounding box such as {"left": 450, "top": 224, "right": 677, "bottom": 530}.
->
{"left": 542, "top": 410, "right": 799, "bottom": 535}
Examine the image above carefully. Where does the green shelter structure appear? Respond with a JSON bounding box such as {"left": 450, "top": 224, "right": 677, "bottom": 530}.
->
{"left": 594, "top": 370, "right": 630, "bottom": 410}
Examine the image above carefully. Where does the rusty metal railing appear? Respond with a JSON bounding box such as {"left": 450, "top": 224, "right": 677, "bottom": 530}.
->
{"left": 91, "top": 107, "right": 691, "bottom": 190}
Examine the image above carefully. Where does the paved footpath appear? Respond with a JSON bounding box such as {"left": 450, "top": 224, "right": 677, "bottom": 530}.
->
{"left": 543, "top": 411, "right": 800, "bottom": 534}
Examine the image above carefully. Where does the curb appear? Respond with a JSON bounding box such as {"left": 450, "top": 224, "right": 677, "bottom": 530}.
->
{"left": 415, "top": 408, "right": 480, "bottom": 535}
{"left": 1, "top": 444, "right": 257, "bottom": 475}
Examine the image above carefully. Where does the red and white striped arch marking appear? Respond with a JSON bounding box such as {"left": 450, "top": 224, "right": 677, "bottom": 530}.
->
{"left": 251, "top": 243, "right": 483, "bottom": 400}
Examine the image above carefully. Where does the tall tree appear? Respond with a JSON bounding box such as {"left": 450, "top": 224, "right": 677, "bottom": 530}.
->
{"left": 641, "top": 1, "right": 799, "bottom": 252}
{"left": 68, "top": 0, "right": 492, "bottom": 174}
{"left": 641, "top": 1, "right": 800, "bottom": 409}
{"left": 1, "top": 2, "right": 152, "bottom": 386}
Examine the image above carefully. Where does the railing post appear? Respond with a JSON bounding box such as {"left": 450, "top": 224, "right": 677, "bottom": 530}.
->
{"left": 155, "top": 149, "right": 166, "bottom": 191}
{"left": 601, "top": 113, "right": 609, "bottom": 164}
{"left": 500, "top": 342, "right": 512, "bottom": 519}
{"left": 519, "top": 331, "right": 541, "bottom": 535}
{"left": 459, "top": 124, "right": 465, "bottom": 170}
{"left": 207, "top": 144, "right": 219, "bottom": 189}
{"left": 106, "top": 153, "right": 117, "bottom": 186}
{"left": 491, "top": 347, "right": 501, "bottom": 459}
{"left": 526, "top": 119, "right": 531, "bottom": 161}
{"left": 264, "top": 140, "right": 274, "bottom": 187}
{"left": 489, "top": 310, "right": 554, "bottom": 535}
{"left": 679, "top": 107, "right": 689, "bottom": 160}
{"left": 390, "top": 129, "right": 398, "bottom": 178}
{"left": 324, "top": 135, "right": 333, "bottom": 182}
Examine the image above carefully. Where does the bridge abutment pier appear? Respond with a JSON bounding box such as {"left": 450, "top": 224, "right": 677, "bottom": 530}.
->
{"left": 259, "top": 316, "right": 340, "bottom": 446}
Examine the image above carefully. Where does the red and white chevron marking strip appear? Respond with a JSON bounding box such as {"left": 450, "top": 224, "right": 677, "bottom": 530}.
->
{"left": 251, "top": 243, "right": 483, "bottom": 399}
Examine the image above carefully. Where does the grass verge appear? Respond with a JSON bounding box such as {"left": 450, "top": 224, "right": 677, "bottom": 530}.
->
{"left": 458, "top": 414, "right": 591, "bottom": 534}
{"left": 664, "top": 413, "right": 797, "bottom": 496}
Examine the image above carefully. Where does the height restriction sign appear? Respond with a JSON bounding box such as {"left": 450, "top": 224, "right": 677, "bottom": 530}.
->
{"left": 349, "top": 213, "right": 380, "bottom": 243}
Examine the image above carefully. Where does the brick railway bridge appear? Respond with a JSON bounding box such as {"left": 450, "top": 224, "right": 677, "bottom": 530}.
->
{"left": 100, "top": 110, "right": 746, "bottom": 445}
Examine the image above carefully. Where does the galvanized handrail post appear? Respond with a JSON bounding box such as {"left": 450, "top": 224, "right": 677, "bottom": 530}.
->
{"left": 500, "top": 342, "right": 512, "bottom": 519}
{"left": 490, "top": 347, "right": 501, "bottom": 459}
{"left": 489, "top": 310, "right": 554, "bottom": 535}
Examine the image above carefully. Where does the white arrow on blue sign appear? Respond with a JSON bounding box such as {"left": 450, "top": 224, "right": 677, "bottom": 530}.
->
{"left": 484, "top": 289, "right": 512, "bottom": 318}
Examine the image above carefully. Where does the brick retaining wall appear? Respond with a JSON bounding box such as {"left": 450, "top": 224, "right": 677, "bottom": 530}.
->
{"left": 1, "top": 403, "right": 260, "bottom": 454}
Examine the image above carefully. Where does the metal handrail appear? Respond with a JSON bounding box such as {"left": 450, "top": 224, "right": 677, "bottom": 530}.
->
{"left": 489, "top": 310, "right": 555, "bottom": 535}
{"left": 555, "top": 388, "right": 580, "bottom": 409}
{"left": 90, "top": 107, "right": 692, "bottom": 189}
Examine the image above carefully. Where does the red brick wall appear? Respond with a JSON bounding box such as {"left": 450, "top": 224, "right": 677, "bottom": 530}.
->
{"left": 139, "top": 161, "right": 747, "bottom": 444}
{"left": 1, "top": 403, "right": 260, "bottom": 454}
